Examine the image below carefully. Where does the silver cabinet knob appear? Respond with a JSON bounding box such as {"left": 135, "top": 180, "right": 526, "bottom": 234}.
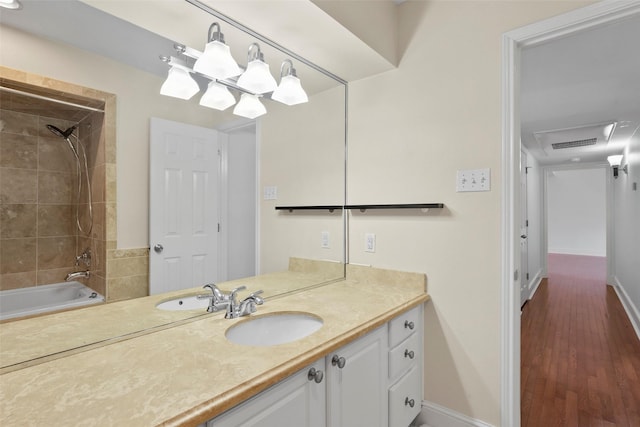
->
{"left": 307, "top": 367, "right": 324, "bottom": 383}
{"left": 331, "top": 355, "right": 346, "bottom": 369}
{"left": 404, "top": 349, "right": 415, "bottom": 359}
{"left": 405, "top": 397, "right": 415, "bottom": 408}
{"left": 404, "top": 320, "right": 415, "bottom": 330}
{"left": 153, "top": 244, "right": 164, "bottom": 253}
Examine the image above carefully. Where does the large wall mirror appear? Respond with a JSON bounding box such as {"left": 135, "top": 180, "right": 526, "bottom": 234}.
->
{"left": 0, "top": 0, "right": 346, "bottom": 369}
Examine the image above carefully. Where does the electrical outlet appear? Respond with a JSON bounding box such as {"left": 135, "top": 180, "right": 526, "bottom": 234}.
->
{"left": 263, "top": 186, "right": 277, "bottom": 200}
{"left": 456, "top": 168, "right": 491, "bottom": 192}
{"left": 321, "top": 231, "right": 330, "bottom": 249}
{"left": 365, "top": 233, "right": 376, "bottom": 253}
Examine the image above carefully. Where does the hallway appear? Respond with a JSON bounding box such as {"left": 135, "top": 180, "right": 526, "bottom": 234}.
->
{"left": 521, "top": 254, "right": 640, "bottom": 426}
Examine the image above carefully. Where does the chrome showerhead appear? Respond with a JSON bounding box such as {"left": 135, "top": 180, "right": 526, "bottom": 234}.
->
{"left": 46, "top": 124, "right": 77, "bottom": 139}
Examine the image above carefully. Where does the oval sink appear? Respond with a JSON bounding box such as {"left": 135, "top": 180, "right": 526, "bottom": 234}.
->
{"left": 226, "top": 312, "right": 323, "bottom": 346}
{"left": 156, "top": 295, "right": 209, "bottom": 311}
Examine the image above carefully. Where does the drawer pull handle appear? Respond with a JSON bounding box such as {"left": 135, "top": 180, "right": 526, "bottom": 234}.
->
{"left": 405, "top": 397, "right": 415, "bottom": 408}
{"left": 404, "top": 320, "right": 415, "bottom": 330}
{"left": 331, "top": 355, "right": 346, "bottom": 369}
{"left": 404, "top": 349, "right": 415, "bottom": 359}
{"left": 307, "top": 367, "right": 324, "bottom": 383}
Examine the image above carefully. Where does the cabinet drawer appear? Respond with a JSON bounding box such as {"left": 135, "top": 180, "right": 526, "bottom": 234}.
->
{"left": 389, "top": 331, "right": 420, "bottom": 381}
{"left": 388, "top": 365, "right": 421, "bottom": 427}
{"left": 389, "top": 305, "right": 420, "bottom": 348}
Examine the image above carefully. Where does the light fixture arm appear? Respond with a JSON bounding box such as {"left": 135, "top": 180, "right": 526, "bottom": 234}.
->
{"left": 247, "top": 43, "right": 265, "bottom": 63}
{"left": 280, "top": 59, "right": 298, "bottom": 78}
{"left": 207, "top": 22, "right": 225, "bottom": 43}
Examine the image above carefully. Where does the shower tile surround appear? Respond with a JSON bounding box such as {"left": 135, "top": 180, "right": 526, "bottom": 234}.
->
{"left": 0, "top": 67, "right": 148, "bottom": 301}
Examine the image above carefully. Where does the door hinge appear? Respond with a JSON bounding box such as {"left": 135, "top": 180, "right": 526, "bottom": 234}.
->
{"left": 526, "top": 219, "right": 528, "bottom": 227}
{"left": 526, "top": 273, "right": 529, "bottom": 281}
{"left": 514, "top": 269, "right": 519, "bottom": 281}
{"left": 217, "top": 149, "right": 221, "bottom": 156}
{"left": 217, "top": 223, "right": 221, "bottom": 232}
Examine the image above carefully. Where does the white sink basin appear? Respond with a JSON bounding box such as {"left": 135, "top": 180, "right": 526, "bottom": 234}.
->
{"left": 156, "top": 295, "right": 209, "bottom": 311}
{"left": 225, "top": 312, "right": 323, "bottom": 346}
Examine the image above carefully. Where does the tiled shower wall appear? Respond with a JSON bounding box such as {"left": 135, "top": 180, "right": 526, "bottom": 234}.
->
{"left": 0, "top": 108, "right": 106, "bottom": 294}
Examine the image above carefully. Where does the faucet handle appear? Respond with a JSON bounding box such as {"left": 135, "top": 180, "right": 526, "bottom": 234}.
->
{"left": 248, "top": 290, "right": 264, "bottom": 305}
{"left": 229, "top": 285, "right": 247, "bottom": 299}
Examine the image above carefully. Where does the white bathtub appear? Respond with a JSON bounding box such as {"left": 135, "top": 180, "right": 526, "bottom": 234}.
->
{"left": 0, "top": 281, "right": 105, "bottom": 321}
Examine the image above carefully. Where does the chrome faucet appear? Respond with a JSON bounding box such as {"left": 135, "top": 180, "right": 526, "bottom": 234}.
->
{"left": 66, "top": 270, "right": 90, "bottom": 281}
{"left": 196, "top": 284, "right": 264, "bottom": 317}
{"left": 197, "top": 283, "right": 230, "bottom": 313}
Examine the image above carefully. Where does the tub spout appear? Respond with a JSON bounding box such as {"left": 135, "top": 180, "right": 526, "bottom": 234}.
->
{"left": 66, "top": 270, "right": 90, "bottom": 281}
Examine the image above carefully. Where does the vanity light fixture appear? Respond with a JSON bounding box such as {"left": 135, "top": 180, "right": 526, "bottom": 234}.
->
{"left": 607, "top": 154, "right": 623, "bottom": 178}
{"left": 159, "top": 24, "right": 308, "bottom": 119}
{"left": 233, "top": 93, "right": 267, "bottom": 119}
{"left": 159, "top": 59, "right": 200, "bottom": 100}
{"left": 0, "top": 0, "right": 21, "bottom": 9}
{"left": 193, "top": 22, "right": 243, "bottom": 80}
{"left": 199, "top": 81, "right": 236, "bottom": 111}
{"left": 271, "top": 59, "right": 308, "bottom": 106}
{"left": 236, "top": 43, "right": 277, "bottom": 94}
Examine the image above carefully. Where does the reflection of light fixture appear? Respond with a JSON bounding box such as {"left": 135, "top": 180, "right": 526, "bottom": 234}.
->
{"left": 236, "top": 43, "right": 277, "bottom": 94}
{"left": 193, "top": 23, "right": 242, "bottom": 80}
{"left": 272, "top": 59, "right": 308, "bottom": 106}
{"left": 199, "top": 81, "right": 236, "bottom": 111}
{"left": 160, "top": 60, "right": 199, "bottom": 100}
{"left": 608, "top": 154, "right": 623, "bottom": 178}
{"left": 0, "top": 0, "right": 21, "bottom": 10}
{"left": 233, "top": 93, "right": 266, "bottom": 119}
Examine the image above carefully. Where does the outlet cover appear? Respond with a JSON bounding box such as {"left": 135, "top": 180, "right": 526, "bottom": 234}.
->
{"left": 456, "top": 168, "right": 491, "bottom": 192}
{"left": 321, "top": 231, "right": 330, "bottom": 249}
{"left": 365, "top": 233, "right": 376, "bottom": 253}
{"left": 263, "top": 186, "right": 277, "bottom": 200}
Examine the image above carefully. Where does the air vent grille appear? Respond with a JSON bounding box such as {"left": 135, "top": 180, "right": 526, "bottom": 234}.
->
{"left": 551, "top": 138, "right": 598, "bottom": 150}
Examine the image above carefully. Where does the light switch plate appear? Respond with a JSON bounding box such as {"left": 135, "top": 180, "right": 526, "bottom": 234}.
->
{"left": 365, "top": 233, "right": 376, "bottom": 253}
{"left": 321, "top": 231, "right": 330, "bottom": 249}
{"left": 456, "top": 168, "right": 491, "bottom": 192}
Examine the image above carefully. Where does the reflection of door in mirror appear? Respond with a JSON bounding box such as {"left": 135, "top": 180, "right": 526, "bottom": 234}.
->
{"left": 149, "top": 118, "right": 258, "bottom": 294}
{"left": 149, "top": 118, "right": 220, "bottom": 295}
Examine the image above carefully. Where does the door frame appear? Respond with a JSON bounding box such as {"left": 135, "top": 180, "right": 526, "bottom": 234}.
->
{"left": 500, "top": 2, "right": 640, "bottom": 425}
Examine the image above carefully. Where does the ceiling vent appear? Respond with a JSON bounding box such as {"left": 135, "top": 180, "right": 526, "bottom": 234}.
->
{"left": 551, "top": 138, "right": 598, "bottom": 150}
{"left": 534, "top": 122, "right": 616, "bottom": 156}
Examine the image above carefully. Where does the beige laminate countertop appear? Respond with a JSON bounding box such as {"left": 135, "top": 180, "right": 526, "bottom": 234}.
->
{"left": 0, "top": 265, "right": 427, "bottom": 426}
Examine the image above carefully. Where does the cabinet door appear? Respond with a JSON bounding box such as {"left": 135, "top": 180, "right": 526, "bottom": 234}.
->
{"left": 209, "top": 360, "right": 325, "bottom": 427}
{"left": 327, "top": 326, "right": 388, "bottom": 427}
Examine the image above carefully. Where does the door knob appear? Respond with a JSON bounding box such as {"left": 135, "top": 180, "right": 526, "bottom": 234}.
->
{"left": 153, "top": 244, "right": 164, "bottom": 253}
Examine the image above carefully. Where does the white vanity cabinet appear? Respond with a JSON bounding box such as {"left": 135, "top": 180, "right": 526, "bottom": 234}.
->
{"left": 208, "top": 304, "right": 424, "bottom": 427}
{"left": 208, "top": 359, "right": 326, "bottom": 427}
{"left": 326, "top": 325, "right": 388, "bottom": 426}
{"left": 387, "top": 305, "right": 423, "bottom": 427}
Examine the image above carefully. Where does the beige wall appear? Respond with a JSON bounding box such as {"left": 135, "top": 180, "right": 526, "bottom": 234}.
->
{"left": 347, "top": 1, "right": 589, "bottom": 424}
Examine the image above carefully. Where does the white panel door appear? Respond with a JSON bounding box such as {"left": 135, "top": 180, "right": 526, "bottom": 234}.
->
{"left": 520, "top": 149, "right": 529, "bottom": 306}
{"left": 149, "top": 117, "right": 219, "bottom": 295}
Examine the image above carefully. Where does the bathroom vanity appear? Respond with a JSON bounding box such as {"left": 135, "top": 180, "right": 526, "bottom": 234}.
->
{"left": 0, "top": 265, "right": 428, "bottom": 426}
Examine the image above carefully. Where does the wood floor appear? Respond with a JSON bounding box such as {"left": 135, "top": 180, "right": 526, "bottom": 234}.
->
{"left": 521, "top": 254, "right": 640, "bottom": 427}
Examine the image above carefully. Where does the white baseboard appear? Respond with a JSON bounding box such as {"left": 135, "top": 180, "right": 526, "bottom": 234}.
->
{"left": 527, "top": 270, "right": 543, "bottom": 300}
{"left": 611, "top": 276, "right": 640, "bottom": 340}
{"left": 413, "top": 401, "right": 495, "bottom": 427}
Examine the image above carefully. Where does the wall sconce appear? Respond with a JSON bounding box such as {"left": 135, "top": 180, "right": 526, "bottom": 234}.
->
{"left": 607, "top": 154, "right": 623, "bottom": 178}
{"left": 159, "top": 57, "right": 199, "bottom": 100}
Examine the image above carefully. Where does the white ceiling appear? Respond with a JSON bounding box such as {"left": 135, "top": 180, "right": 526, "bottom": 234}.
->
{"left": 521, "top": 12, "right": 640, "bottom": 166}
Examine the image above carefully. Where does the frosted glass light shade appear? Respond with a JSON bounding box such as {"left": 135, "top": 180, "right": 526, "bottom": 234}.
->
{"left": 607, "top": 155, "right": 623, "bottom": 166}
{"left": 236, "top": 60, "right": 277, "bottom": 94}
{"left": 199, "top": 81, "right": 236, "bottom": 111}
{"left": 0, "top": 0, "right": 21, "bottom": 9}
{"left": 193, "top": 40, "right": 242, "bottom": 80}
{"left": 160, "top": 67, "right": 199, "bottom": 100}
{"left": 271, "top": 75, "right": 308, "bottom": 106}
{"left": 233, "top": 93, "right": 266, "bottom": 119}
